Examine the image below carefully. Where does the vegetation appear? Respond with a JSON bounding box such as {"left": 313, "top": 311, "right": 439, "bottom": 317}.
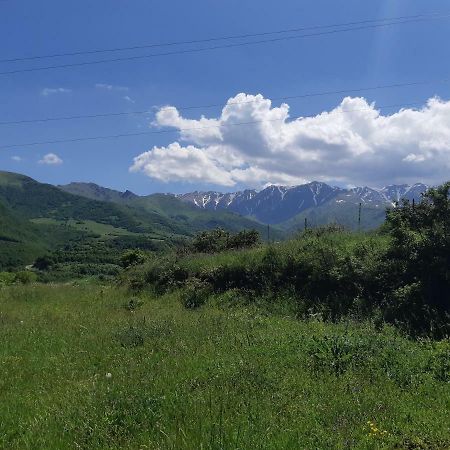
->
{"left": 191, "top": 228, "right": 260, "bottom": 253}
{"left": 1, "top": 179, "right": 449, "bottom": 448}
{"left": 124, "top": 184, "right": 450, "bottom": 338}
{"left": 0, "top": 283, "right": 448, "bottom": 449}
{"left": 0, "top": 171, "right": 273, "bottom": 271}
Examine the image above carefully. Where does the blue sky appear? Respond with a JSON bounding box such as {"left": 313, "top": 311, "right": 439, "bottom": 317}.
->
{"left": 1, "top": 0, "right": 449, "bottom": 194}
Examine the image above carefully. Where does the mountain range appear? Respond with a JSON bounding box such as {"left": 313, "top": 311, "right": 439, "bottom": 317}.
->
{"left": 177, "top": 182, "right": 428, "bottom": 228}
{"left": 0, "top": 171, "right": 271, "bottom": 270}
{"left": 62, "top": 180, "right": 428, "bottom": 231}
{"left": 0, "top": 170, "right": 430, "bottom": 270}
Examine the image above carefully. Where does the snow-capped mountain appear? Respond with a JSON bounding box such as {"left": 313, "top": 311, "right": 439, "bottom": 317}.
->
{"left": 177, "top": 182, "right": 428, "bottom": 225}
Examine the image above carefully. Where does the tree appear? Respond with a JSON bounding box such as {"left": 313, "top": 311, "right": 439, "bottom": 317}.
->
{"left": 34, "top": 255, "right": 54, "bottom": 271}
{"left": 120, "top": 250, "right": 146, "bottom": 268}
{"left": 191, "top": 228, "right": 230, "bottom": 253}
{"left": 191, "top": 228, "right": 260, "bottom": 253}
{"left": 383, "top": 182, "right": 450, "bottom": 337}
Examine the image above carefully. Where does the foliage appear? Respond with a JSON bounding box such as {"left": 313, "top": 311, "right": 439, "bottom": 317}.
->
{"left": 120, "top": 249, "right": 147, "bottom": 268}
{"left": 181, "top": 278, "right": 212, "bottom": 309}
{"left": 33, "top": 255, "right": 54, "bottom": 271}
{"left": 191, "top": 228, "right": 260, "bottom": 253}
{"left": 383, "top": 182, "right": 450, "bottom": 337}
{"left": 0, "top": 272, "right": 16, "bottom": 285}
{"left": 0, "top": 171, "right": 272, "bottom": 271}
{"left": 124, "top": 182, "right": 450, "bottom": 338}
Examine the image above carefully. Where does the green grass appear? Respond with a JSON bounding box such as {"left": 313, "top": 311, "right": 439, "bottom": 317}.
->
{"left": 1, "top": 283, "right": 448, "bottom": 449}
{"left": 31, "top": 218, "right": 140, "bottom": 238}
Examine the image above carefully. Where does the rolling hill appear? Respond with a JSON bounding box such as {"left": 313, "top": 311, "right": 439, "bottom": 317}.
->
{"left": 59, "top": 180, "right": 278, "bottom": 237}
{"left": 0, "top": 171, "right": 275, "bottom": 270}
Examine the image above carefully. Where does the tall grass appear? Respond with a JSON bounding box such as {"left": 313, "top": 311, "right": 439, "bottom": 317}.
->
{"left": 1, "top": 283, "right": 448, "bottom": 449}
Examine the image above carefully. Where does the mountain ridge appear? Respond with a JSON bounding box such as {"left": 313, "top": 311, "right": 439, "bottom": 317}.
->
{"left": 59, "top": 178, "right": 428, "bottom": 230}
{"left": 175, "top": 181, "right": 428, "bottom": 225}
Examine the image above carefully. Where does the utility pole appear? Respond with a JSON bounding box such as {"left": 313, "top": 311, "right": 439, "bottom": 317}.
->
{"left": 358, "top": 202, "right": 362, "bottom": 231}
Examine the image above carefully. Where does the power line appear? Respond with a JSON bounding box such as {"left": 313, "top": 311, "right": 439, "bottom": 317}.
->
{"left": 0, "top": 76, "right": 448, "bottom": 126}
{"left": 1, "top": 15, "right": 449, "bottom": 76}
{"left": 0, "top": 11, "right": 446, "bottom": 64}
{"left": 0, "top": 101, "right": 429, "bottom": 150}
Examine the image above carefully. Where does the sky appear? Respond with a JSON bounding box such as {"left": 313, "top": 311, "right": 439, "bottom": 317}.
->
{"left": 1, "top": 0, "right": 450, "bottom": 194}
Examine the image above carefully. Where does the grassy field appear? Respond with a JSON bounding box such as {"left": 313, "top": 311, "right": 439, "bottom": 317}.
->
{"left": 30, "top": 218, "right": 139, "bottom": 238}
{"left": 1, "top": 283, "right": 448, "bottom": 449}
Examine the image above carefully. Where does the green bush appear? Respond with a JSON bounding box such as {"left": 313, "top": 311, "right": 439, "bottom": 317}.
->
{"left": 116, "top": 326, "right": 145, "bottom": 348}
{"left": 125, "top": 183, "right": 450, "bottom": 338}
{"left": 181, "top": 278, "right": 212, "bottom": 309}
{"left": 382, "top": 182, "right": 450, "bottom": 337}
{"left": 120, "top": 249, "right": 147, "bottom": 269}
{"left": 191, "top": 228, "right": 260, "bottom": 253}
{"left": 0, "top": 272, "right": 16, "bottom": 286}
{"left": 14, "top": 271, "right": 38, "bottom": 284}
{"left": 307, "top": 332, "right": 372, "bottom": 376}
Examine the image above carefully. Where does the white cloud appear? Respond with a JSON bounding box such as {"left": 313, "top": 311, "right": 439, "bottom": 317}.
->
{"left": 130, "top": 142, "right": 235, "bottom": 186}
{"left": 130, "top": 93, "right": 450, "bottom": 188}
{"left": 11, "top": 156, "right": 22, "bottom": 162}
{"left": 95, "top": 83, "right": 129, "bottom": 92}
{"left": 39, "top": 153, "right": 63, "bottom": 165}
{"left": 123, "top": 95, "right": 136, "bottom": 104}
{"left": 41, "top": 87, "right": 71, "bottom": 96}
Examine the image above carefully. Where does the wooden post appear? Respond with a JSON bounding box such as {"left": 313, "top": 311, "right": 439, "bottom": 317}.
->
{"left": 304, "top": 217, "right": 307, "bottom": 231}
{"left": 267, "top": 224, "right": 270, "bottom": 243}
{"left": 358, "top": 202, "right": 362, "bottom": 231}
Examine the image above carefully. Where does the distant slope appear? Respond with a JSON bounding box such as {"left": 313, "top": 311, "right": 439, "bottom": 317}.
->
{"left": 0, "top": 172, "right": 277, "bottom": 269}
{"left": 0, "top": 198, "right": 87, "bottom": 270}
{"left": 0, "top": 172, "right": 147, "bottom": 232}
{"left": 178, "top": 182, "right": 428, "bottom": 228}
{"left": 59, "top": 181, "right": 278, "bottom": 238}
{"left": 60, "top": 182, "right": 138, "bottom": 203}
{"left": 280, "top": 202, "right": 387, "bottom": 233}
{"left": 130, "top": 194, "right": 277, "bottom": 237}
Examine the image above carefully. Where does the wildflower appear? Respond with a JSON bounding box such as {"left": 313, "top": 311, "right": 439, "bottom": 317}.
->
{"left": 365, "top": 420, "right": 389, "bottom": 438}
{"left": 106, "top": 372, "right": 112, "bottom": 379}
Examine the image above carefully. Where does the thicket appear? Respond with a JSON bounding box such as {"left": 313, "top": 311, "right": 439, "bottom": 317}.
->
{"left": 124, "top": 183, "right": 450, "bottom": 338}
{"left": 190, "top": 228, "right": 260, "bottom": 253}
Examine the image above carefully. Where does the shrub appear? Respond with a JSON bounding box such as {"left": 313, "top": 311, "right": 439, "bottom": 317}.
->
{"left": 307, "top": 332, "right": 372, "bottom": 376}
{"left": 0, "top": 272, "right": 16, "bottom": 286}
{"left": 116, "top": 326, "right": 145, "bottom": 348}
{"left": 120, "top": 249, "right": 147, "bottom": 269}
{"left": 181, "top": 278, "right": 212, "bottom": 309}
{"left": 383, "top": 182, "right": 450, "bottom": 337}
{"left": 426, "top": 341, "right": 450, "bottom": 382}
{"left": 191, "top": 228, "right": 260, "bottom": 253}
{"left": 123, "top": 297, "right": 144, "bottom": 312}
{"left": 14, "top": 271, "right": 38, "bottom": 284}
{"left": 33, "top": 255, "right": 54, "bottom": 271}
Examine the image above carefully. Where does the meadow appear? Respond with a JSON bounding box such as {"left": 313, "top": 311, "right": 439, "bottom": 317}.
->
{"left": 0, "top": 283, "right": 448, "bottom": 449}
{"left": 1, "top": 183, "right": 449, "bottom": 449}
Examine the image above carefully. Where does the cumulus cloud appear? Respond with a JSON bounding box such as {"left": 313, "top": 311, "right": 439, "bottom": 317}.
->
{"left": 39, "top": 153, "right": 63, "bottom": 165}
{"left": 130, "top": 93, "right": 450, "bottom": 188}
{"left": 130, "top": 142, "right": 235, "bottom": 186}
{"left": 41, "top": 87, "right": 71, "bottom": 96}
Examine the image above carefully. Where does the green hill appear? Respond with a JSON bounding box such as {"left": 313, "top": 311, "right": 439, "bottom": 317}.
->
{"left": 60, "top": 180, "right": 278, "bottom": 238}
{"left": 0, "top": 172, "right": 275, "bottom": 271}
{"left": 280, "top": 201, "right": 387, "bottom": 233}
